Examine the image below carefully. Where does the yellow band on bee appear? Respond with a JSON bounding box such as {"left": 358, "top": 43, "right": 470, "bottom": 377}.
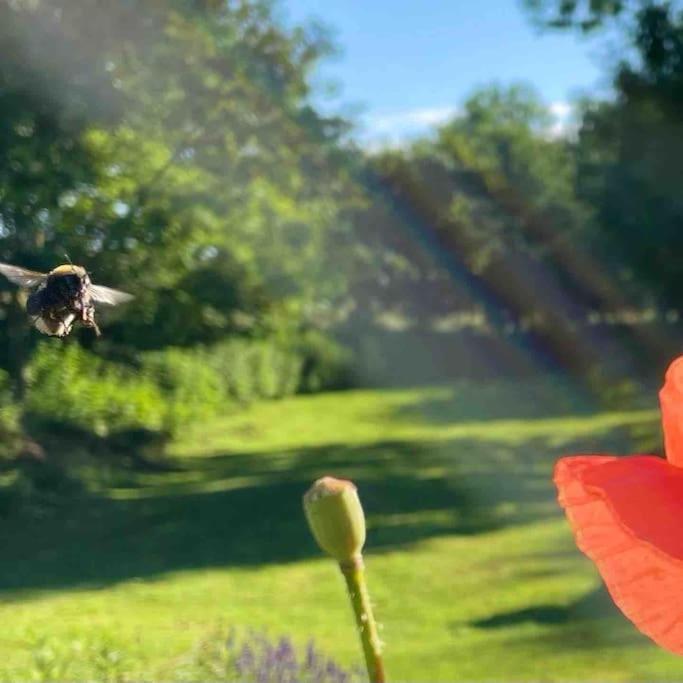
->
{"left": 50, "top": 264, "right": 87, "bottom": 277}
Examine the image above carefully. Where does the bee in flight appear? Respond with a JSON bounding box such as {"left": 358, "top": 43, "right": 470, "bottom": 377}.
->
{"left": 0, "top": 262, "right": 133, "bottom": 338}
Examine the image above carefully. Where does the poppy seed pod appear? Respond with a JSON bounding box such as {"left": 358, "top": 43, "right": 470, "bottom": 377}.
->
{"left": 303, "top": 477, "right": 366, "bottom": 563}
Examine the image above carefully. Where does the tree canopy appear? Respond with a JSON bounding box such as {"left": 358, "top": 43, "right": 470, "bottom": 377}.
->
{"left": 0, "top": 0, "right": 357, "bottom": 368}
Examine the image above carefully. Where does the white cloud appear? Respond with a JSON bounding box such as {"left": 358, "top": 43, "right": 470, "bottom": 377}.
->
{"left": 549, "top": 101, "right": 572, "bottom": 119}
{"left": 371, "top": 106, "right": 459, "bottom": 129}
{"left": 362, "top": 100, "right": 577, "bottom": 146}
{"left": 363, "top": 105, "right": 459, "bottom": 145}
{"left": 547, "top": 100, "right": 576, "bottom": 139}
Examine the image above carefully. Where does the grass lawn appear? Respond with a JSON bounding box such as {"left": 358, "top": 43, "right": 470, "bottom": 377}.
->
{"left": 0, "top": 377, "right": 681, "bottom": 681}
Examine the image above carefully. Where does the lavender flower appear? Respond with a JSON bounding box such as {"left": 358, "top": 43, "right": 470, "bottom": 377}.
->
{"left": 187, "top": 629, "right": 359, "bottom": 682}
{"left": 226, "top": 632, "right": 362, "bottom": 683}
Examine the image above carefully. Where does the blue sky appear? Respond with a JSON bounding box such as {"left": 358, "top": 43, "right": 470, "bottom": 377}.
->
{"left": 283, "top": 0, "right": 619, "bottom": 143}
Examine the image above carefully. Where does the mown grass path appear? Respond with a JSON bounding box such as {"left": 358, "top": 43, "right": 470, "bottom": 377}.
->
{"left": 0, "top": 379, "right": 681, "bottom": 680}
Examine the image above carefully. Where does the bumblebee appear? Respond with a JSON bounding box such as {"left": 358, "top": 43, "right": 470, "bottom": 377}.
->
{"left": 0, "top": 262, "right": 133, "bottom": 337}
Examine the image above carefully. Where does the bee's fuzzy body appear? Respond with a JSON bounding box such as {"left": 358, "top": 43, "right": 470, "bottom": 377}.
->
{"left": 28, "top": 266, "right": 98, "bottom": 337}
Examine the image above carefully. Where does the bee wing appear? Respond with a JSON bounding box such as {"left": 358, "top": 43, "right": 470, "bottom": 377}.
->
{"left": 0, "top": 263, "right": 47, "bottom": 288}
{"left": 89, "top": 284, "right": 134, "bottom": 306}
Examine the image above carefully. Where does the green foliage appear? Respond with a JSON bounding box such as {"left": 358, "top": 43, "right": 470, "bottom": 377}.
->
{"left": 297, "top": 330, "right": 353, "bottom": 393}
{"left": 435, "top": 84, "right": 590, "bottom": 270}
{"left": 350, "top": 84, "right": 596, "bottom": 357}
{"left": 24, "top": 632, "right": 130, "bottom": 683}
{"left": 141, "top": 346, "right": 227, "bottom": 431}
{"left": 21, "top": 335, "right": 348, "bottom": 439}
{"left": 573, "top": 4, "right": 683, "bottom": 305}
{"left": 524, "top": 0, "right": 627, "bottom": 31}
{"left": 0, "top": 368, "right": 21, "bottom": 457}
{"left": 16, "top": 628, "right": 354, "bottom": 682}
{"left": 523, "top": 2, "right": 683, "bottom": 311}
{"left": 0, "top": 0, "right": 356, "bottom": 389}
{"left": 143, "top": 338, "right": 307, "bottom": 422}
{"left": 208, "top": 339, "right": 301, "bottom": 402}
{"left": 24, "top": 343, "right": 165, "bottom": 436}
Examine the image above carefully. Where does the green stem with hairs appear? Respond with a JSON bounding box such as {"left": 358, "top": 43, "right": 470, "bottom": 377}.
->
{"left": 339, "top": 555, "right": 386, "bottom": 683}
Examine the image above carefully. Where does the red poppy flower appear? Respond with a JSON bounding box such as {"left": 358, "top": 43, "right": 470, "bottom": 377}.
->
{"left": 554, "top": 356, "right": 683, "bottom": 654}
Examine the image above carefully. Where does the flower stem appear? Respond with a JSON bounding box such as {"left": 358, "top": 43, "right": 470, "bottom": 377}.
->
{"left": 339, "top": 555, "right": 386, "bottom": 683}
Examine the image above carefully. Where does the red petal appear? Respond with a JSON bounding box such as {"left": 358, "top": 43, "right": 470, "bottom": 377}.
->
{"left": 660, "top": 356, "right": 683, "bottom": 467}
{"left": 555, "top": 455, "right": 683, "bottom": 654}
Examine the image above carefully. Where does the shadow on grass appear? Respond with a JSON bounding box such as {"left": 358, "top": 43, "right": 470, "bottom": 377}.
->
{"left": 0, "top": 423, "right": 640, "bottom": 596}
{"left": 471, "top": 584, "right": 618, "bottom": 629}
{"left": 466, "top": 579, "right": 655, "bottom": 658}
{"left": 389, "top": 377, "right": 599, "bottom": 424}
{"left": 482, "top": 584, "right": 655, "bottom": 655}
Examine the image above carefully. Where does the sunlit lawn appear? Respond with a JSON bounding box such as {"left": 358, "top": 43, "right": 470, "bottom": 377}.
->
{"left": 0, "top": 378, "right": 681, "bottom": 681}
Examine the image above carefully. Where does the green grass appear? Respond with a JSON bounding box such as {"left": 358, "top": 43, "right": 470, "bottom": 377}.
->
{"left": 0, "top": 377, "right": 680, "bottom": 681}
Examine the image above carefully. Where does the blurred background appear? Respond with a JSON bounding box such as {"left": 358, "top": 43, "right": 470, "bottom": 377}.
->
{"left": 0, "top": 0, "right": 682, "bottom": 679}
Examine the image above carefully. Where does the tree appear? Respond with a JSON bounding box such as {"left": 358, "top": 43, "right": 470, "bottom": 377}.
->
{"left": 0, "top": 0, "right": 357, "bottom": 387}
{"left": 528, "top": 0, "right": 683, "bottom": 306}
{"left": 347, "top": 84, "right": 642, "bottom": 373}
{"left": 524, "top": 0, "right": 646, "bottom": 31}
{"left": 351, "top": 86, "right": 595, "bottom": 323}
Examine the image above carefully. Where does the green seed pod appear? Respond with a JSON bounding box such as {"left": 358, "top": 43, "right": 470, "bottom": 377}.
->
{"left": 303, "top": 477, "right": 366, "bottom": 563}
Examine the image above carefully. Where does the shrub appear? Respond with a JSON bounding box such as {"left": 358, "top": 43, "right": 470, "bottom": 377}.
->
{"left": 141, "top": 346, "right": 227, "bottom": 432}
{"left": 14, "top": 630, "right": 357, "bottom": 682}
{"left": 297, "top": 330, "right": 354, "bottom": 393}
{"left": 21, "top": 332, "right": 352, "bottom": 441}
{"left": 205, "top": 338, "right": 305, "bottom": 403}
{"left": 24, "top": 343, "right": 165, "bottom": 436}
